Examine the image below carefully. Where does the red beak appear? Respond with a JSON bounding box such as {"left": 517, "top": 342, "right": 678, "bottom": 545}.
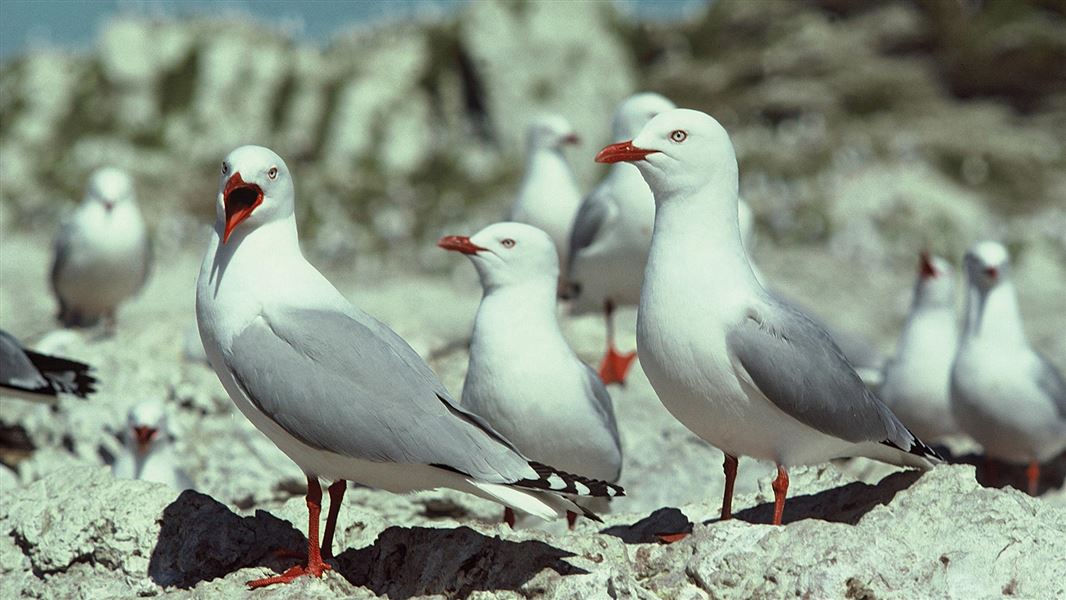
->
{"left": 984, "top": 267, "right": 999, "bottom": 280}
{"left": 438, "top": 235, "right": 486, "bottom": 255}
{"left": 103, "top": 201, "right": 115, "bottom": 213}
{"left": 595, "top": 140, "right": 658, "bottom": 164}
{"left": 562, "top": 133, "right": 581, "bottom": 145}
{"left": 133, "top": 426, "right": 157, "bottom": 454}
{"left": 919, "top": 251, "right": 936, "bottom": 279}
{"left": 222, "top": 172, "right": 264, "bottom": 244}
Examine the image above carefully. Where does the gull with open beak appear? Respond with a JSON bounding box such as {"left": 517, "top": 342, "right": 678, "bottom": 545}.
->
{"left": 196, "top": 145, "right": 623, "bottom": 588}
{"left": 950, "top": 241, "right": 1066, "bottom": 495}
{"left": 508, "top": 114, "right": 583, "bottom": 272}
{"left": 51, "top": 167, "right": 152, "bottom": 330}
{"left": 440, "top": 222, "right": 623, "bottom": 529}
{"left": 878, "top": 252, "right": 962, "bottom": 443}
{"left": 596, "top": 109, "right": 939, "bottom": 527}
{"left": 112, "top": 399, "right": 193, "bottom": 491}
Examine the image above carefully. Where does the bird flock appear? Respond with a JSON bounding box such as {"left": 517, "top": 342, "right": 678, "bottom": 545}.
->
{"left": 1, "top": 92, "right": 1063, "bottom": 590}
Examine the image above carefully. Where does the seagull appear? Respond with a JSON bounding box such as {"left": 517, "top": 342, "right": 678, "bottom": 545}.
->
{"left": 439, "top": 222, "right": 623, "bottom": 529}
{"left": 0, "top": 329, "right": 96, "bottom": 403}
{"left": 565, "top": 92, "right": 677, "bottom": 386}
{"left": 878, "top": 252, "right": 961, "bottom": 443}
{"left": 112, "top": 399, "right": 193, "bottom": 491}
{"left": 950, "top": 241, "right": 1066, "bottom": 495}
{"left": 596, "top": 109, "right": 939, "bottom": 526}
{"left": 51, "top": 167, "right": 152, "bottom": 330}
{"left": 196, "top": 146, "right": 623, "bottom": 588}
{"left": 507, "top": 114, "right": 582, "bottom": 272}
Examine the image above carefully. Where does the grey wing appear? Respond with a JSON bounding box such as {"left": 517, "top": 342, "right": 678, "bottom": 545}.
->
{"left": 565, "top": 186, "right": 613, "bottom": 278}
{"left": 728, "top": 296, "right": 926, "bottom": 455}
{"left": 581, "top": 364, "right": 623, "bottom": 480}
{"left": 1034, "top": 353, "right": 1066, "bottom": 418}
{"left": 0, "top": 331, "right": 50, "bottom": 395}
{"left": 226, "top": 308, "right": 537, "bottom": 484}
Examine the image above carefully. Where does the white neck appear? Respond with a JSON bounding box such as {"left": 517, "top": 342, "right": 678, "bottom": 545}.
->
{"left": 963, "top": 281, "right": 1027, "bottom": 346}
{"left": 472, "top": 278, "right": 568, "bottom": 349}
{"left": 521, "top": 148, "right": 577, "bottom": 191}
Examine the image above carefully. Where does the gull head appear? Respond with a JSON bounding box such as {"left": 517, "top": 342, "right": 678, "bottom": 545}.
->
{"left": 611, "top": 92, "right": 676, "bottom": 142}
{"left": 217, "top": 145, "right": 294, "bottom": 244}
{"left": 526, "top": 114, "right": 580, "bottom": 151}
{"left": 127, "top": 399, "right": 170, "bottom": 456}
{"left": 85, "top": 167, "right": 136, "bottom": 214}
{"left": 914, "top": 252, "right": 955, "bottom": 307}
{"left": 596, "top": 108, "right": 737, "bottom": 198}
{"left": 439, "top": 222, "right": 558, "bottom": 290}
{"left": 963, "top": 241, "right": 1010, "bottom": 292}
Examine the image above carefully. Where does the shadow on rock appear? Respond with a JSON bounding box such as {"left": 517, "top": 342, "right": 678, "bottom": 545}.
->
{"left": 148, "top": 490, "right": 304, "bottom": 588}
{"left": 952, "top": 449, "right": 1066, "bottom": 495}
{"left": 600, "top": 507, "right": 693, "bottom": 543}
{"left": 730, "top": 470, "right": 923, "bottom": 525}
{"left": 334, "top": 525, "right": 586, "bottom": 599}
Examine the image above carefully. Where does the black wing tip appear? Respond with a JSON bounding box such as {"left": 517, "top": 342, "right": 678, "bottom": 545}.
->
{"left": 515, "top": 461, "right": 625, "bottom": 498}
{"left": 25, "top": 350, "right": 98, "bottom": 399}
{"left": 881, "top": 433, "right": 943, "bottom": 462}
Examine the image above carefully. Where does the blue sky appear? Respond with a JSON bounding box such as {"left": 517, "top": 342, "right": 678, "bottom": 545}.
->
{"left": 0, "top": 0, "right": 708, "bottom": 60}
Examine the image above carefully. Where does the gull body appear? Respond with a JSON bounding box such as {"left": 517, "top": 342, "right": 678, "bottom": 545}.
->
{"left": 196, "top": 146, "right": 621, "bottom": 587}
{"left": 0, "top": 329, "right": 96, "bottom": 403}
{"left": 599, "top": 109, "right": 937, "bottom": 525}
{"left": 51, "top": 167, "right": 151, "bottom": 328}
{"left": 507, "top": 114, "right": 582, "bottom": 270}
{"left": 441, "top": 223, "right": 623, "bottom": 525}
{"left": 565, "top": 92, "right": 676, "bottom": 384}
{"left": 112, "top": 399, "right": 193, "bottom": 491}
{"left": 878, "top": 253, "right": 961, "bottom": 442}
{"left": 950, "top": 241, "right": 1066, "bottom": 493}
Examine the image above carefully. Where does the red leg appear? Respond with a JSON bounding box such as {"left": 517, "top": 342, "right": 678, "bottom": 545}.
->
{"left": 503, "top": 507, "right": 516, "bottom": 529}
{"left": 984, "top": 457, "right": 999, "bottom": 487}
{"left": 1026, "top": 461, "right": 1040, "bottom": 496}
{"left": 721, "top": 454, "right": 738, "bottom": 520}
{"left": 598, "top": 300, "right": 637, "bottom": 386}
{"left": 320, "top": 480, "right": 346, "bottom": 560}
{"left": 566, "top": 510, "right": 577, "bottom": 530}
{"left": 247, "top": 475, "right": 331, "bottom": 589}
{"left": 771, "top": 464, "right": 789, "bottom": 526}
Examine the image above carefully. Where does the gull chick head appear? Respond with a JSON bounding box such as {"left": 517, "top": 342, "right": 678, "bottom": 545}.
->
{"left": 439, "top": 222, "right": 558, "bottom": 289}
{"left": 85, "top": 167, "right": 136, "bottom": 213}
{"left": 963, "top": 241, "right": 1010, "bottom": 291}
{"left": 217, "top": 145, "right": 294, "bottom": 244}
{"left": 915, "top": 252, "right": 955, "bottom": 307}
{"left": 527, "top": 114, "right": 580, "bottom": 150}
{"left": 596, "top": 108, "right": 737, "bottom": 198}
{"left": 612, "top": 92, "right": 677, "bottom": 141}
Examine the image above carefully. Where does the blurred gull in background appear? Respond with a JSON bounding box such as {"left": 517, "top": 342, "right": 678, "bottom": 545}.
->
{"left": 112, "top": 398, "right": 193, "bottom": 491}
{"left": 950, "top": 241, "right": 1066, "bottom": 495}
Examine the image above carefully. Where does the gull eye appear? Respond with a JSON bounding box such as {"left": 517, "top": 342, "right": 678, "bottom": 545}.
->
{"left": 670, "top": 130, "right": 687, "bottom": 143}
{"left": 221, "top": 162, "right": 228, "bottom": 175}
{"left": 267, "top": 167, "right": 279, "bottom": 180}
{"left": 501, "top": 238, "right": 516, "bottom": 249}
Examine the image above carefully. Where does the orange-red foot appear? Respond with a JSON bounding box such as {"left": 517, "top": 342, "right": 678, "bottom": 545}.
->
{"left": 247, "top": 558, "right": 331, "bottom": 589}
{"left": 1026, "top": 460, "right": 1040, "bottom": 496}
{"left": 599, "top": 348, "right": 637, "bottom": 386}
{"left": 656, "top": 532, "right": 689, "bottom": 544}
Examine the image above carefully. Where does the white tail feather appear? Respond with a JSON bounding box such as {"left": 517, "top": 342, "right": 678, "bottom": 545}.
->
{"left": 467, "top": 479, "right": 576, "bottom": 521}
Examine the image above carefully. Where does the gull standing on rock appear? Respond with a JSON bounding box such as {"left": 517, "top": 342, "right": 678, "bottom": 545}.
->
{"left": 565, "top": 92, "right": 676, "bottom": 386}
{"left": 51, "top": 167, "right": 152, "bottom": 330}
{"left": 112, "top": 399, "right": 193, "bottom": 491}
{"left": 507, "top": 114, "right": 582, "bottom": 271}
{"left": 878, "top": 252, "right": 961, "bottom": 443}
{"left": 596, "top": 109, "right": 939, "bottom": 526}
{"left": 196, "top": 146, "right": 623, "bottom": 588}
{"left": 439, "top": 222, "right": 623, "bottom": 529}
{"left": 950, "top": 241, "right": 1066, "bottom": 495}
{"left": 0, "top": 329, "right": 96, "bottom": 403}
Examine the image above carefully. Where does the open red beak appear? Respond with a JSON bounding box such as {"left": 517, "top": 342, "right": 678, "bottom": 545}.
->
{"left": 919, "top": 251, "right": 936, "bottom": 279}
{"left": 133, "top": 426, "right": 157, "bottom": 454}
{"left": 222, "top": 172, "right": 264, "bottom": 244}
{"left": 595, "top": 140, "right": 658, "bottom": 164}
{"left": 438, "top": 235, "right": 486, "bottom": 255}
